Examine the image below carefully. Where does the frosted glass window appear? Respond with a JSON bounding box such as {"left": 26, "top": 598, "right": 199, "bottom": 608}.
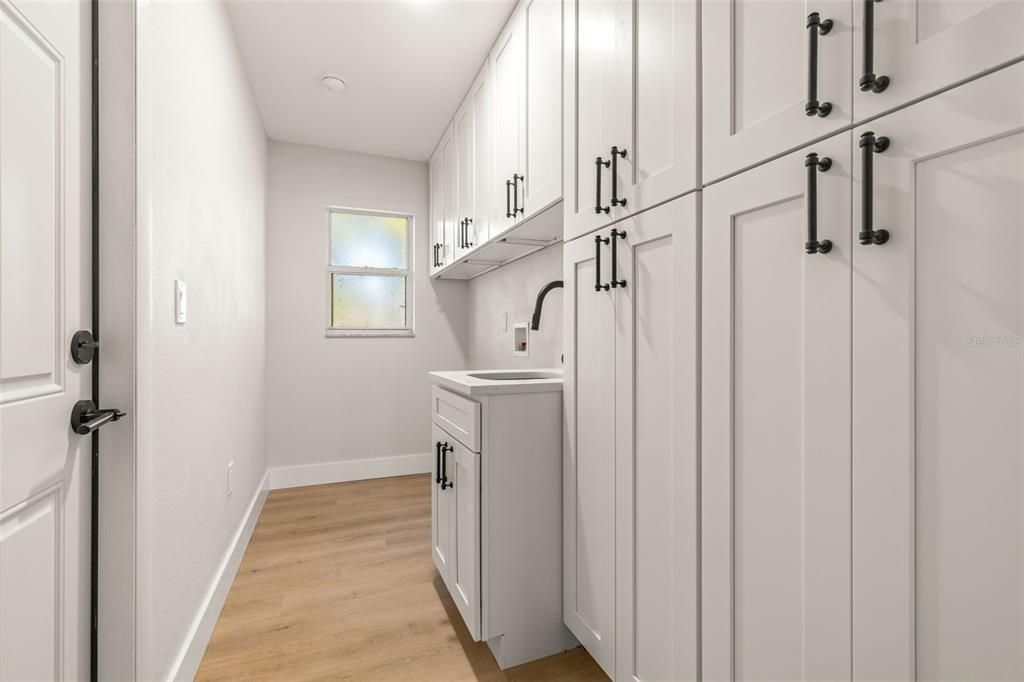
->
{"left": 325, "top": 208, "right": 413, "bottom": 335}
{"left": 330, "top": 212, "right": 408, "bottom": 269}
{"left": 331, "top": 274, "right": 407, "bottom": 329}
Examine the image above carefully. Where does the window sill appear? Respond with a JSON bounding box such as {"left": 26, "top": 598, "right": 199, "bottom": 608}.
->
{"left": 325, "top": 328, "right": 415, "bottom": 338}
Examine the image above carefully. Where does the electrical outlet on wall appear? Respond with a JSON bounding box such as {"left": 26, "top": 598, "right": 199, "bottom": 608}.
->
{"left": 175, "top": 280, "right": 187, "bottom": 324}
{"left": 227, "top": 461, "right": 234, "bottom": 496}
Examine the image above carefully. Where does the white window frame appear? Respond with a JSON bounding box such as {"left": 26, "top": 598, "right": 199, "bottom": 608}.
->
{"left": 325, "top": 206, "right": 415, "bottom": 338}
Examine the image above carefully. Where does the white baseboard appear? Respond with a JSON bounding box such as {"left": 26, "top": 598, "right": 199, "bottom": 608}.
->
{"left": 268, "top": 452, "right": 432, "bottom": 490}
{"left": 167, "top": 470, "right": 269, "bottom": 682}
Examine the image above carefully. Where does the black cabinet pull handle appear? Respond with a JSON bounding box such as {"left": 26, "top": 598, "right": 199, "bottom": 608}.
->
{"left": 860, "top": 0, "right": 889, "bottom": 93}
{"left": 441, "top": 443, "right": 454, "bottom": 489}
{"left": 805, "top": 13, "right": 834, "bottom": 117}
{"left": 464, "top": 218, "right": 473, "bottom": 247}
{"left": 432, "top": 243, "right": 438, "bottom": 267}
{"left": 594, "top": 234, "right": 610, "bottom": 291}
{"left": 595, "top": 157, "right": 610, "bottom": 214}
{"left": 506, "top": 179, "right": 513, "bottom": 218}
{"left": 610, "top": 147, "right": 627, "bottom": 207}
{"left": 513, "top": 174, "right": 524, "bottom": 215}
{"left": 435, "top": 441, "right": 443, "bottom": 485}
{"left": 804, "top": 153, "right": 834, "bottom": 254}
{"left": 858, "top": 131, "right": 890, "bottom": 245}
{"left": 458, "top": 219, "right": 464, "bottom": 249}
{"left": 609, "top": 228, "right": 627, "bottom": 287}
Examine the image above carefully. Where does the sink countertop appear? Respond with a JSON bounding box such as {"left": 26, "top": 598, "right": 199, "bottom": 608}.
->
{"left": 429, "top": 368, "right": 564, "bottom": 397}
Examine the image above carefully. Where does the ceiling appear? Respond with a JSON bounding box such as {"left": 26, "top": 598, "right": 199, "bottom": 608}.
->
{"left": 226, "top": 0, "right": 516, "bottom": 162}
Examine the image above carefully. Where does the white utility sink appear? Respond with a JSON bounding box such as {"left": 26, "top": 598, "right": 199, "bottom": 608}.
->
{"left": 429, "top": 368, "right": 563, "bottom": 397}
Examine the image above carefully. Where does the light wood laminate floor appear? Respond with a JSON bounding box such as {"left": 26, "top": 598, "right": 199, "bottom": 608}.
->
{"left": 196, "top": 474, "right": 607, "bottom": 681}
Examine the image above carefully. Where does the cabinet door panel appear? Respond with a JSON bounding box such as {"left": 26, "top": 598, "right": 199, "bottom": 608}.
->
{"left": 441, "top": 126, "right": 458, "bottom": 266}
{"left": 451, "top": 442, "right": 481, "bottom": 641}
{"left": 703, "top": 0, "right": 853, "bottom": 182}
{"left": 703, "top": 133, "right": 852, "bottom": 681}
{"left": 853, "top": 0, "right": 1024, "bottom": 121}
{"left": 429, "top": 151, "right": 444, "bottom": 274}
{"left": 614, "top": 195, "right": 700, "bottom": 682}
{"left": 471, "top": 66, "right": 492, "bottom": 246}
{"left": 431, "top": 424, "right": 455, "bottom": 584}
{"left": 563, "top": 233, "right": 616, "bottom": 676}
{"left": 853, "top": 64, "right": 1024, "bottom": 682}
{"left": 524, "top": 0, "right": 562, "bottom": 216}
{"left": 493, "top": 12, "right": 525, "bottom": 235}
{"left": 455, "top": 100, "right": 474, "bottom": 258}
{"left": 616, "top": 0, "right": 700, "bottom": 213}
{"left": 564, "top": 0, "right": 621, "bottom": 241}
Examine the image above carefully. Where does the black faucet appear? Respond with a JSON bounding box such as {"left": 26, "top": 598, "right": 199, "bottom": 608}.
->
{"left": 531, "top": 280, "right": 563, "bottom": 331}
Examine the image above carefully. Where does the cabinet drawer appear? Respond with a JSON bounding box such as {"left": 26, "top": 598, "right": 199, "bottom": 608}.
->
{"left": 431, "top": 386, "right": 481, "bottom": 452}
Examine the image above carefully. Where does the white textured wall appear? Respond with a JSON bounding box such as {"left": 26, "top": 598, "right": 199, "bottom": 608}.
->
{"left": 266, "top": 141, "right": 469, "bottom": 468}
{"left": 467, "top": 244, "right": 564, "bottom": 369}
{"left": 136, "top": 2, "right": 268, "bottom": 678}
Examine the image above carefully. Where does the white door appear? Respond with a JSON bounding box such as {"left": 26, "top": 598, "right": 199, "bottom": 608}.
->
{"left": 562, "top": 231, "right": 616, "bottom": 676}
{"left": 703, "top": 0, "right": 853, "bottom": 183}
{"left": 455, "top": 98, "right": 474, "bottom": 258}
{"left": 523, "top": 0, "right": 561, "bottom": 218}
{"left": 613, "top": 0, "right": 700, "bottom": 216}
{"left": 450, "top": 440, "right": 481, "bottom": 641}
{"left": 470, "top": 64, "right": 491, "bottom": 247}
{"left": 441, "top": 125, "right": 457, "bottom": 267}
{"left": 492, "top": 10, "right": 524, "bottom": 235}
{"left": 0, "top": 0, "right": 91, "bottom": 678}
{"left": 702, "top": 132, "right": 852, "bottom": 681}
{"left": 613, "top": 195, "right": 700, "bottom": 682}
{"left": 852, "top": 64, "right": 1024, "bottom": 682}
{"left": 431, "top": 425, "right": 455, "bottom": 583}
{"left": 563, "top": 0, "right": 620, "bottom": 241}
{"left": 853, "top": 0, "right": 1024, "bottom": 121}
{"left": 429, "top": 150, "right": 444, "bottom": 273}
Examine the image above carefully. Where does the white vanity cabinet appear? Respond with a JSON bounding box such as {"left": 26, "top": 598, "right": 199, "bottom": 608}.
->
{"left": 428, "top": 374, "right": 577, "bottom": 669}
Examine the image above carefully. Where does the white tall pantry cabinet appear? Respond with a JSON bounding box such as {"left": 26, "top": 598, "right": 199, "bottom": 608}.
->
{"left": 560, "top": 0, "right": 1024, "bottom": 680}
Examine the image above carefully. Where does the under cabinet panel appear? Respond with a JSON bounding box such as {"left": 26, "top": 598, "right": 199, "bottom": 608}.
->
{"left": 702, "top": 133, "right": 852, "bottom": 682}
{"left": 853, "top": 64, "right": 1024, "bottom": 682}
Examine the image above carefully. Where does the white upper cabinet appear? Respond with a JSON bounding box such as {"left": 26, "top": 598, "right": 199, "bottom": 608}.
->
{"left": 852, "top": 63, "right": 1024, "bottom": 682}
{"left": 441, "top": 124, "right": 458, "bottom": 267}
{"left": 524, "top": 0, "right": 563, "bottom": 215}
{"left": 492, "top": 9, "right": 526, "bottom": 234}
{"left": 702, "top": 0, "right": 854, "bottom": 183}
{"left": 565, "top": 0, "right": 700, "bottom": 242}
{"left": 702, "top": 131, "right": 853, "bottom": 681}
{"left": 455, "top": 96, "right": 474, "bottom": 258}
{"left": 470, "top": 65, "right": 492, "bottom": 247}
{"left": 853, "top": 0, "right": 1024, "bottom": 121}
{"left": 429, "top": 146, "right": 445, "bottom": 274}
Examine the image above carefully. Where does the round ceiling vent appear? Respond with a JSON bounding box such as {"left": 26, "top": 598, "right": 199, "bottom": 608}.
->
{"left": 321, "top": 75, "right": 347, "bottom": 93}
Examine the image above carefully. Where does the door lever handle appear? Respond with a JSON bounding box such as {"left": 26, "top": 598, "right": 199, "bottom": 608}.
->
{"left": 71, "top": 400, "right": 126, "bottom": 435}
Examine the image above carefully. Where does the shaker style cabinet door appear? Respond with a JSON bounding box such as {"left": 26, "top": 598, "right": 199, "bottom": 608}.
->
{"left": 429, "top": 149, "right": 445, "bottom": 274}
{"left": 441, "top": 124, "right": 458, "bottom": 267}
{"left": 455, "top": 96, "right": 475, "bottom": 258}
{"left": 431, "top": 425, "right": 456, "bottom": 585}
{"left": 492, "top": 9, "right": 526, "bottom": 235}
{"left": 702, "top": 0, "right": 853, "bottom": 183}
{"left": 852, "top": 0, "right": 1024, "bottom": 121}
{"left": 612, "top": 195, "right": 700, "bottom": 682}
{"left": 852, "top": 63, "right": 1024, "bottom": 682}
{"left": 611, "top": 0, "right": 700, "bottom": 216}
{"left": 563, "top": 0, "right": 621, "bottom": 241}
{"left": 471, "top": 64, "right": 492, "bottom": 247}
{"left": 702, "top": 132, "right": 853, "bottom": 681}
{"left": 523, "top": 0, "right": 562, "bottom": 217}
{"left": 450, "top": 441, "right": 481, "bottom": 641}
{"left": 562, "top": 231, "right": 617, "bottom": 677}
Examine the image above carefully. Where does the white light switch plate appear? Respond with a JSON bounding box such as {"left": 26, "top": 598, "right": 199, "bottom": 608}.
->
{"left": 500, "top": 312, "right": 509, "bottom": 333}
{"left": 175, "top": 280, "right": 187, "bottom": 324}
